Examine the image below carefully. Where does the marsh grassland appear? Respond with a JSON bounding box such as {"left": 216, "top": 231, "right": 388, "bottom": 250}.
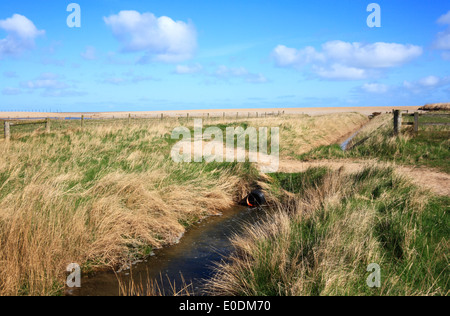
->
{"left": 207, "top": 113, "right": 449, "bottom": 296}
{"left": 207, "top": 166, "right": 449, "bottom": 296}
{"left": 0, "top": 113, "right": 367, "bottom": 295}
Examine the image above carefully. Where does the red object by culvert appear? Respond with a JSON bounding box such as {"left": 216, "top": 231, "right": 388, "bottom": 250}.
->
{"left": 246, "top": 190, "right": 266, "bottom": 208}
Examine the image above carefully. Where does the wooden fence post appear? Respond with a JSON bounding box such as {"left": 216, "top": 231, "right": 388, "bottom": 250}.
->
{"left": 161, "top": 113, "right": 164, "bottom": 121}
{"left": 4, "top": 121, "right": 10, "bottom": 141}
{"left": 81, "top": 115, "right": 84, "bottom": 128}
{"left": 393, "top": 110, "right": 402, "bottom": 135}
{"left": 45, "top": 118, "right": 51, "bottom": 133}
{"left": 414, "top": 112, "right": 419, "bottom": 133}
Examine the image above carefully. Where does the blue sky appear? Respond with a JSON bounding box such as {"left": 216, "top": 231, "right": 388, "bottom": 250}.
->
{"left": 1, "top": 0, "right": 449, "bottom": 112}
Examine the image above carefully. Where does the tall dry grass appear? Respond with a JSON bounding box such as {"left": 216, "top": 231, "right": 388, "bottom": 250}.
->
{"left": 248, "top": 112, "right": 368, "bottom": 158}
{"left": 419, "top": 103, "right": 450, "bottom": 111}
{"left": 0, "top": 113, "right": 367, "bottom": 295}
{"left": 117, "top": 272, "right": 194, "bottom": 297}
{"left": 207, "top": 166, "right": 449, "bottom": 296}
{"left": 0, "top": 120, "right": 248, "bottom": 295}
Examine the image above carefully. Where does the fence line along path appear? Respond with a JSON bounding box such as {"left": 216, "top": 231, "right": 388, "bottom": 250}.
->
{"left": 2, "top": 118, "right": 51, "bottom": 141}
{"left": 393, "top": 110, "right": 450, "bottom": 134}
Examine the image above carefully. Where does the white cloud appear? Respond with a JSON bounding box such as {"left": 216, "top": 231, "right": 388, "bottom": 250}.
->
{"left": 21, "top": 79, "right": 68, "bottom": 90}
{"left": 272, "top": 45, "right": 324, "bottom": 68}
{"left": 18, "top": 73, "right": 85, "bottom": 98}
{"left": 81, "top": 46, "right": 96, "bottom": 60}
{"left": 361, "top": 83, "right": 389, "bottom": 94}
{"left": 437, "top": 11, "right": 450, "bottom": 25}
{"left": 357, "top": 75, "right": 449, "bottom": 98}
{"left": 434, "top": 31, "right": 450, "bottom": 50}
{"left": 403, "top": 75, "right": 450, "bottom": 94}
{"left": 314, "top": 64, "right": 368, "bottom": 80}
{"left": 0, "top": 14, "right": 44, "bottom": 58}
{"left": 213, "top": 65, "right": 268, "bottom": 83}
{"left": 6, "top": 71, "right": 85, "bottom": 98}
{"left": 2, "top": 87, "right": 22, "bottom": 95}
{"left": 322, "top": 41, "right": 422, "bottom": 68}
{"left": 434, "top": 11, "right": 450, "bottom": 53}
{"left": 0, "top": 14, "right": 44, "bottom": 39}
{"left": 215, "top": 65, "right": 248, "bottom": 77}
{"left": 42, "top": 90, "right": 87, "bottom": 98}
{"left": 174, "top": 64, "right": 268, "bottom": 84}
{"left": 104, "top": 10, "right": 197, "bottom": 63}
{"left": 272, "top": 41, "right": 422, "bottom": 80}
{"left": 174, "top": 63, "right": 203, "bottom": 74}
{"left": 418, "top": 75, "right": 440, "bottom": 87}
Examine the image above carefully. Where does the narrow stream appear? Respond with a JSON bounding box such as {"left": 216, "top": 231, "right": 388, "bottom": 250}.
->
{"left": 65, "top": 123, "right": 367, "bottom": 296}
{"left": 340, "top": 125, "right": 365, "bottom": 151}
{"left": 66, "top": 206, "right": 264, "bottom": 296}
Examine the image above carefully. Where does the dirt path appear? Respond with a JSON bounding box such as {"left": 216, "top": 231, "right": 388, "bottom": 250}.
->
{"left": 278, "top": 159, "right": 450, "bottom": 196}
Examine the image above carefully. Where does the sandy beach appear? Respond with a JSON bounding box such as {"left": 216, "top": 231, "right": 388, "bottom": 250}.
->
{"left": 0, "top": 106, "right": 421, "bottom": 119}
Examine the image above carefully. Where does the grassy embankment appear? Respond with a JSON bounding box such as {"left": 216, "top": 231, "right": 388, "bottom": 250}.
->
{"left": 208, "top": 166, "right": 449, "bottom": 295}
{"left": 207, "top": 113, "right": 449, "bottom": 296}
{"left": 0, "top": 113, "right": 366, "bottom": 295}
{"left": 299, "top": 113, "right": 450, "bottom": 173}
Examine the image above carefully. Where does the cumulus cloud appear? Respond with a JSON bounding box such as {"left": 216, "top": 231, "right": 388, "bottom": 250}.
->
{"left": 323, "top": 41, "right": 422, "bottom": 68}
{"left": 434, "top": 11, "right": 450, "bottom": 55}
{"left": 272, "top": 45, "right": 324, "bottom": 67}
{"left": 0, "top": 14, "right": 44, "bottom": 58}
{"left": 104, "top": 10, "right": 197, "bottom": 63}
{"left": 314, "top": 64, "right": 368, "bottom": 80}
{"left": 272, "top": 41, "right": 423, "bottom": 80}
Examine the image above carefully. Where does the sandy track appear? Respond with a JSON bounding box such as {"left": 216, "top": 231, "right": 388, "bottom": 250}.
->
{"left": 278, "top": 159, "right": 450, "bottom": 196}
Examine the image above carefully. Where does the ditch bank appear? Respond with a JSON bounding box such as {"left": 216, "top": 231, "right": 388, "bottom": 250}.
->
{"left": 66, "top": 205, "right": 267, "bottom": 296}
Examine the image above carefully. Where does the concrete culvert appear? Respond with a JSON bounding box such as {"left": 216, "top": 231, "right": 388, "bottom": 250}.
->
{"left": 245, "top": 190, "right": 266, "bottom": 208}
